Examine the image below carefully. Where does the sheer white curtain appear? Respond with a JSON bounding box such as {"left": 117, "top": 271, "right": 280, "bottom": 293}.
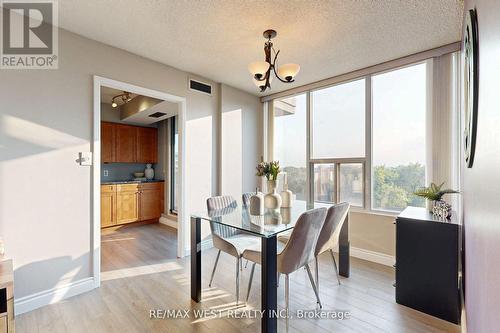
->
{"left": 428, "top": 52, "right": 461, "bottom": 211}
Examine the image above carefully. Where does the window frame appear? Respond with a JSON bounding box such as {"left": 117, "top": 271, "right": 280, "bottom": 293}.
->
{"left": 269, "top": 60, "right": 431, "bottom": 215}
{"left": 170, "top": 115, "right": 178, "bottom": 215}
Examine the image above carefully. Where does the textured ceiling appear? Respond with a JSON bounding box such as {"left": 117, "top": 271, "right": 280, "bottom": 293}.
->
{"left": 59, "top": 0, "right": 464, "bottom": 96}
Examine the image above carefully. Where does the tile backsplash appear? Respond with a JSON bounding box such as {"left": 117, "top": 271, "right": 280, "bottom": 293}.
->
{"left": 101, "top": 163, "right": 153, "bottom": 181}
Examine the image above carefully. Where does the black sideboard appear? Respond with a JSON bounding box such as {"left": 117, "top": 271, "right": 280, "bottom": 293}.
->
{"left": 395, "top": 206, "right": 461, "bottom": 324}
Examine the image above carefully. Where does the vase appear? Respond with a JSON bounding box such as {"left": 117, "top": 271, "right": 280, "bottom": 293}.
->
{"left": 145, "top": 164, "right": 154, "bottom": 180}
{"left": 264, "top": 188, "right": 282, "bottom": 210}
{"left": 426, "top": 199, "right": 434, "bottom": 213}
{"left": 249, "top": 191, "right": 265, "bottom": 215}
{"left": 281, "top": 183, "right": 293, "bottom": 208}
{"left": 267, "top": 179, "right": 278, "bottom": 193}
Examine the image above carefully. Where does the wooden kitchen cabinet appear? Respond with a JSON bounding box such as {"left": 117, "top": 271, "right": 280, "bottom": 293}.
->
{"left": 116, "top": 184, "right": 140, "bottom": 224}
{"left": 101, "top": 182, "right": 163, "bottom": 228}
{"left": 115, "top": 124, "right": 137, "bottom": 163}
{"left": 139, "top": 182, "right": 164, "bottom": 220}
{"left": 100, "top": 185, "right": 116, "bottom": 227}
{"left": 101, "top": 122, "right": 116, "bottom": 163}
{"left": 136, "top": 127, "right": 158, "bottom": 163}
{"left": 101, "top": 122, "right": 158, "bottom": 163}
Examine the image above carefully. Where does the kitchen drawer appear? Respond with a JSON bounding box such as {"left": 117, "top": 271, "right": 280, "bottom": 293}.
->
{"left": 101, "top": 184, "right": 115, "bottom": 193}
{"left": 139, "top": 182, "right": 163, "bottom": 190}
{"left": 116, "top": 184, "right": 139, "bottom": 192}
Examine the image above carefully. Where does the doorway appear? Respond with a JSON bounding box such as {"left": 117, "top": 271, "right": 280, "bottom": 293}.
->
{"left": 92, "top": 76, "right": 187, "bottom": 288}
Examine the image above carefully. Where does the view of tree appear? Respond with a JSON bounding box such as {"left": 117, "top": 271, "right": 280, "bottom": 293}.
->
{"left": 281, "top": 162, "right": 425, "bottom": 211}
{"left": 373, "top": 163, "right": 425, "bottom": 211}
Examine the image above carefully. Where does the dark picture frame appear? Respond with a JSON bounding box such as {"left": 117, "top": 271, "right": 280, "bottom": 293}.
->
{"left": 462, "top": 9, "right": 479, "bottom": 168}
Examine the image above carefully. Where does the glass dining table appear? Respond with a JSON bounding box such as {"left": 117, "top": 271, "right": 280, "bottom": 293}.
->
{"left": 190, "top": 200, "right": 350, "bottom": 333}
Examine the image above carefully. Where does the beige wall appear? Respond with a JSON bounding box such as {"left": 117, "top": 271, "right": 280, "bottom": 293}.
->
{"left": 350, "top": 212, "right": 395, "bottom": 256}
{"left": 220, "top": 84, "right": 264, "bottom": 201}
{"left": 0, "top": 27, "right": 261, "bottom": 301}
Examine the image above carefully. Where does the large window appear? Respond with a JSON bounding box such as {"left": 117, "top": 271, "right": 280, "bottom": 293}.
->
{"left": 271, "top": 62, "right": 429, "bottom": 213}
{"left": 311, "top": 79, "right": 365, "bottom": 207}
{"left": 372, "top": 63, "right": 427, "bottom": 211}
{"left": 273, "top": 94, "right": 307, "bottom": 200}
{"left": 312, "top": 79, "right": 365, "bottom": 158}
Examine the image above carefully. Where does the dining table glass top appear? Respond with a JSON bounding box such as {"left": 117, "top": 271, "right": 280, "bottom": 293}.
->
{"left": 191, "top": 200, "right": 331, "bottom": 238}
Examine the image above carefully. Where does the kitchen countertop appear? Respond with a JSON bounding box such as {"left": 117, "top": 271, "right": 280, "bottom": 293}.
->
{"left": 101, "top": 180, "right": 165, "bottom": 185}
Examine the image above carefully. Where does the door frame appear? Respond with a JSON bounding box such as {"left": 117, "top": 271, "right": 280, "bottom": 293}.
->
{"left": 92, "top": 76, "right": 188, "bottom": 288}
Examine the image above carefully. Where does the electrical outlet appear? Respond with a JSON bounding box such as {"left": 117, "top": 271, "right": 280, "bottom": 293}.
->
{"left": 103, "top": 170, "right": 109, "bottom": 177}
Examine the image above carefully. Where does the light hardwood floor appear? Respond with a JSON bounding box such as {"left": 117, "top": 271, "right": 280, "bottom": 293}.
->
{"left": 17, "top": 223, "right": 461, "bottom": 333}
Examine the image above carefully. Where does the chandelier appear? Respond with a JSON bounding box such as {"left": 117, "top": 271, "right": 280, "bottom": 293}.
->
{"left": 248, "top": 29, "right": 300, "bottom": 92}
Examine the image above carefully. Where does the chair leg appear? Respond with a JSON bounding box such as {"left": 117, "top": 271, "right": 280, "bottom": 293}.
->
{"left": 209, "top": 250, "right": 221, "bottom": 287}
{"left": 330, "top": 249, "right": 341, "bottom": 285}
{"left": 246, "top": 263, "right": 256, "bottom": 302}
{"left": 285, "top": 274, "right": 289, "bottom": 332}
{"left": 305, "top": 264, "right": 322, "bottom": 308}
{"left": 315, "top": 256, "right": 319, "bottom": 293}
{"left": 236, "top": 257, "right": 240, "bottom": 304}
{"left": 240, "top": 258, "right": 243, "bottom": 271}
{"left": 245, "top": 259, "right": 248, "bottom": 269}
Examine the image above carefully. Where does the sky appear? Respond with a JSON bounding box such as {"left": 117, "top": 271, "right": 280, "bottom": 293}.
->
{"left": 274, "top": 62, "right": 427, "bottom": 168}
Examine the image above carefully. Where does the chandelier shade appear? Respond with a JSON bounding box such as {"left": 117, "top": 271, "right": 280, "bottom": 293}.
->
{"left": 248, "top": 61, "right": 270, "bottom": 79}
{"left": 277, "top": 63, "right": 300, "bottom": 82}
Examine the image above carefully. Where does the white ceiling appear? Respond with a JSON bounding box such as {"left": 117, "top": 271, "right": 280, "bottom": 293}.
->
{"left": 60, "top": 0, "right": 464, "bottom": 96}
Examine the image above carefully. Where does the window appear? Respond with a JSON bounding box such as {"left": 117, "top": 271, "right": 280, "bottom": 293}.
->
{"left": 273, "top": 94, "right": 307, "bottom": 200}
{"left": 269, "top": 60, "right": 430, "bottom": 212}
{"left": 170, "top": 116, "right": 179, "bottom": 213}
{"left": 372, "top": 63, "right": 427, "bottom": 211}
{"left": 312, "top": 79, "right": 365, "bottom": 158}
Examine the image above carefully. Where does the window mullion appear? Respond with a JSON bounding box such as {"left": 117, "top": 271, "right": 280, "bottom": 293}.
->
{"left": 365, "top": 75, "right": 372, "bottom": 210}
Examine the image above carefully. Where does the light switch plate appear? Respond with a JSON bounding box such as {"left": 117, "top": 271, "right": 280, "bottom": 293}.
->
{"left": 103, "top": 169, "right": 109, "bottom": 177}
{"left": 79, "top": 152, "right": 92, "bottom": 166}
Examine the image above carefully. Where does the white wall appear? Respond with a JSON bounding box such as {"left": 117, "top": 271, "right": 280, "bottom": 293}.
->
{"left": 0, "top": 27, "right": 261, "bottom": 305}
{"left": 220, "top": 84, "right": 263, "bottom": 201}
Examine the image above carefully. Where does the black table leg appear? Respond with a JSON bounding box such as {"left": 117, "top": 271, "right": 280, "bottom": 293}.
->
{"left": 191, "top": 216, "right": 201, "bottom": 302}
{"left": 261, "top": 236, "right": 277, "bottom": 333}
{"left": 339, "top": 213, "right": 350, "bottom": 277}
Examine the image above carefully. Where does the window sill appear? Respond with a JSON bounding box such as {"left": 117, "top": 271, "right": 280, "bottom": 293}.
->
{"left": 349, "top": 207, "right": 399, "bottom": 218}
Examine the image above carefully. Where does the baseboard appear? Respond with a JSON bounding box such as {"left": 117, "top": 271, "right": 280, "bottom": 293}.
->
{"left": 184, "top": 238, "right": 213, "bottom": 257}
{"left": 159, "top": 215, "right": 177, "bottom": 229}
{"left": 14, "top": 277, "right": 95, "bottom": 315}
{"left": 350, "top": 247, "right": 395, "bottom": 267}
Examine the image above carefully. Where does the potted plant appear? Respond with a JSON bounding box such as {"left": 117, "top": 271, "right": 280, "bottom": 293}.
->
{"left": 256, "top": 160, "right": 281, "bottom": 192}
{"left": 414, "top": 182, "right": 459, "bottom": 213}
{"left": 256, "top": 161, "right": 282, "bottom": 209}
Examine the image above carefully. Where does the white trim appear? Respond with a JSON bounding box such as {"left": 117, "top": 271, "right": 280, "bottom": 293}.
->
{"left": 159, "top": 215, "right": 178, "bottom": 229}
{"left": 92, "top": 76, "right": 188, "bottom": 291}
{"left": 14, "top": 278, "right": 95, "bottom": 315}
{"left": 350, "top": 247, "right": 395, "bottom": 267}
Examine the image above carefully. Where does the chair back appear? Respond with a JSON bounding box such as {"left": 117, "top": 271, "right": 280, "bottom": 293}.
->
{"left": 242, "top": 192, "right": 253, "bottom": 207}
{"left": 278, "top": 207, "right": 327, "bottom": 274}
{"left": 315, "top": 202, "right": 350, "bottom": 256}
{"left": 206, "top": 196, "right": 239, "bottom": 238}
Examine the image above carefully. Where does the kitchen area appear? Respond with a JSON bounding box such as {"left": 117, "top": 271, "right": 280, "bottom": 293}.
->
{"left": 99, "top": 86, "right": 179, "bottom": 271}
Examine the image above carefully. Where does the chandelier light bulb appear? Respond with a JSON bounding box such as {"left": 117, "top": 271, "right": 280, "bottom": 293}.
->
{"left": 111, "top": 101, "right": 118, "bottom": 108}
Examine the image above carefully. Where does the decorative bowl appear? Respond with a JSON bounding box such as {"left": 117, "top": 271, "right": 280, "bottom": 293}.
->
{"left": 133, "top": 172, "right": 145, "bottom": 178}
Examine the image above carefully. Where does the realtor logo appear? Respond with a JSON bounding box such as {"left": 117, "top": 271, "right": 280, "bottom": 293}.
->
{"left": 1, "top": 0, "right": 58, "bottom": 69}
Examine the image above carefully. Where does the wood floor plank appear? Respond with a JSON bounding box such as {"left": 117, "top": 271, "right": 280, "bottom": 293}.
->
{"left": 16, "top": 223, "right": 461, "bottom": 333}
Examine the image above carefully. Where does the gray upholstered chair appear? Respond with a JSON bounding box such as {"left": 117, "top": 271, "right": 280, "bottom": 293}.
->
{"left": 276, "top": 202, "right": 349, "bottom": 303}
{"left": 314, "top": 202, "right": 350, "bottom": 289}
{"left": 242, "top": 192, "right": 253, "bottom": 207}
{"left": 243, "top": 207, "right": 327, "bottom": 315}
{"left": 206, "top": 196, "right": 261, "bottom": 304}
